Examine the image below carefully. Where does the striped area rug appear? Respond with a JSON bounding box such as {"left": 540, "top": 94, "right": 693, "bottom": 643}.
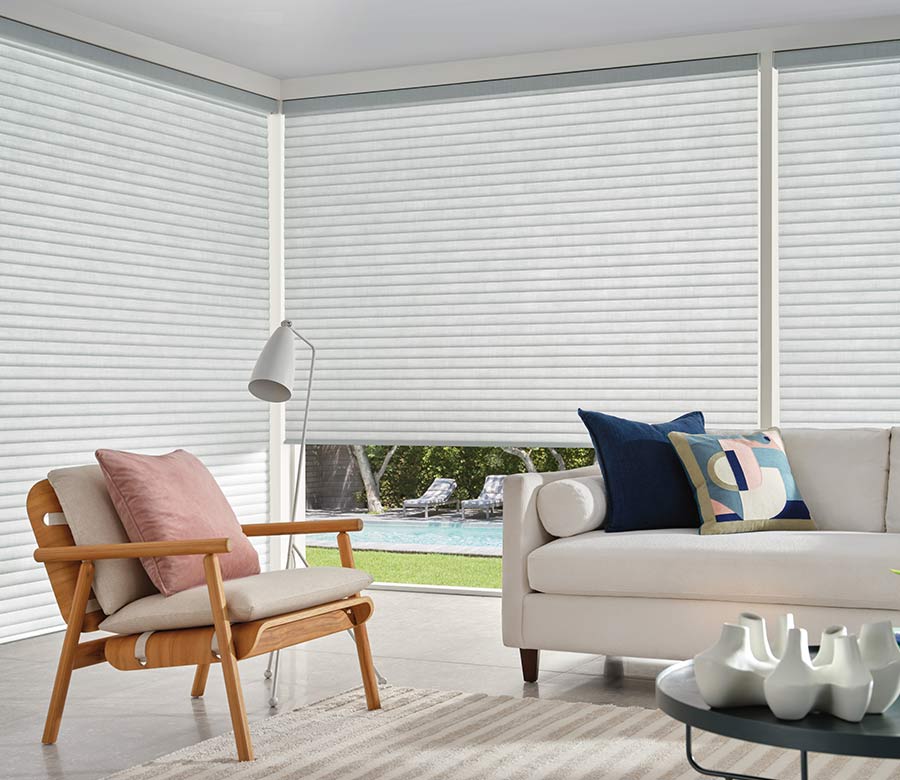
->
{"left": 104, "top": 686, "right": 900, "bottom": 779}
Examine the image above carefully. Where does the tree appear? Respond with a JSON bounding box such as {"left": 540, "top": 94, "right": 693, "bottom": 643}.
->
{"left": 548, "top": 448, "right": 567, "bottom": 470}
{"left": 501, "top": 446, "right": 569, "bottom": 473}
{"left": 350, "top": 444, "right": 398, "bottom": 513}
{"left": 501, "top": 447, "right": 537, "bottom": 472}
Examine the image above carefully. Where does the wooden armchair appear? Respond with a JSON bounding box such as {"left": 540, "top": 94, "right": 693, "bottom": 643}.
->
{"left": 27, "top": 478, "right": 380, "bottom": 762}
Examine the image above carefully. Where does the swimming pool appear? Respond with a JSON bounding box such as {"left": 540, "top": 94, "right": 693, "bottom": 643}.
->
{"left": 307, "top": 518, "right": 502, "bottom": 556}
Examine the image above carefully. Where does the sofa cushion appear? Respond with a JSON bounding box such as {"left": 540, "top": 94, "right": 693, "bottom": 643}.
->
{"left": 537, "top": 475, "right": 607, "bottom": 537}
{"left": 47, "top": 465, "right": 157, "bottom": 614}
{"left": 882, "top": 428, "right": 900, "bottom": 533}
{"left": 577, "top": 409, "right": 705, "bottom": 532}
{"left": 670, "top": 429, "right": 815, "bottom": 535}
{"left": 99, "top": 566, "right": 373, "bottom": 634}
{"left": 96, "top": 448, "right": 260, "bottom": 596}
{"left": 527, "top": 529, "right": 900, "bottom": 609}
{"left": 781, "top": 427, "right": 889, "bottom": 533}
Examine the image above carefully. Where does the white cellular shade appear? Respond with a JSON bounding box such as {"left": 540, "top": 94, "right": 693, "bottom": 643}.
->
{"left": 284, "top": 58, "right": 759, "bottom": 446}
{"left": 0, "top": 35, "right": 271, "bottom": 641}
{"left": 778, "top": 44, "right": 900, "bottom": 426}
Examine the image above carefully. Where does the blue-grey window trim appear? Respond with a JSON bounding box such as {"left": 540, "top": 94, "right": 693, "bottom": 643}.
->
{"left": 0, "top": 15, "right": 277, "bottom": 113}
{"left": 283, "top": 53, "right": 759, "bottom": 116}
{"left": 776, "top": 38, "right": 900, "bottom": 70}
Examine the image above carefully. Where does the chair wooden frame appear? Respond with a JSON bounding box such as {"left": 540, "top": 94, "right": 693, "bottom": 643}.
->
{"left": 27, "top": 479, "right": 381, "bottom": 762}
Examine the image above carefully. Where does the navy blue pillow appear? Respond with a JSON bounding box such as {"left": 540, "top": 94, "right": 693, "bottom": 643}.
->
{"left": 577, "top": 409, "right": 705, "bottom": 532}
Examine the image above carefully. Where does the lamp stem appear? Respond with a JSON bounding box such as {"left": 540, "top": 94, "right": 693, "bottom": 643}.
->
{"left": 288, "top": 326, "right": 315, "bottom": 524}
{"left": 266, "top": 327, "right": 316, "bottom": 707}
{"left": 264, "top": 326, "right": 385, "bottom": 704}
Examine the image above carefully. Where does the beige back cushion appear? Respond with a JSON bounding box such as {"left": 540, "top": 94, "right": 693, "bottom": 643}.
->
{"left": 47, "top": 465, "right": 157, "bottom": 614}
{"left": 886, "top": 429, "right": 900, "bottom": 533}
{"left": 780, "top": 428, "right": 889, "bottom": 533}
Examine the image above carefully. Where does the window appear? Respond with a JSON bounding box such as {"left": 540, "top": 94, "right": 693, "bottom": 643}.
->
{"left": 0, "top": 23, "right": 273, "bottom": 640}
{"left": 283, "top": 56, "right": 760, "bottom": 448}
{"left": 777, "top": 42, "right": 900, "bottom": 426}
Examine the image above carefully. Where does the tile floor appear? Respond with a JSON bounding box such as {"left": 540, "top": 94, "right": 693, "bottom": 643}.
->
{"left": 0, "top": 591, "right": 667, "bottom": 780}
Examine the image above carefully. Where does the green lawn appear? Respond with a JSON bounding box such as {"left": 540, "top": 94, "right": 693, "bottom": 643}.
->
{"left": 306, "top": 546, "right": 501, "bottom": 589}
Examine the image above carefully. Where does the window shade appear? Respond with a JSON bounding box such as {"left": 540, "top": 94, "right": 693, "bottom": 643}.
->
{"left": 0, "top": 29, "right": 271, "bottom": 641}
{"left": 777, "top": 42, "right": 900, "bottom": 426}
{"left": 284, "top": 56, "right": 759, "bottom": 446}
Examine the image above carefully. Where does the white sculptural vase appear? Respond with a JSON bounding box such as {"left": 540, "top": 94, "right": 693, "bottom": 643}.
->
{"left": 763, "top": 628, "right": 819, "bottom": 720}
{"left": 814, "top": 635, "right": 872, "bottom": 722}
{"left": 768, "top": 613, "right": 795, "bottom": 660}
{"left": 739, "top": 612, "right": 777, "bottom": 665}
{"left": 858, "top": 620, "right": 900, "bottom": 713}
{"left": 693, "top": 614, "right": 897, "bottom": 723}
{"left": 812, "top": 625, "right": 847, "bottom": 667}
{"left": 694, "top": 623, "right": 771, "bottom": 708}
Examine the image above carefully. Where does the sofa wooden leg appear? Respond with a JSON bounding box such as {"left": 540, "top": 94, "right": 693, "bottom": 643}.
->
{"left": 191, "top": 663, "right": 210, "bottom": 698}
{"left": 520, "top": 649, "right": 540, "bottom": 683}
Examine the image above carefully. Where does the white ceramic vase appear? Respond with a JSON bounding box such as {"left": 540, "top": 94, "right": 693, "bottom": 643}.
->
{"left": 814, "top": 635, "right": 872, "bottom": 722}
{"left": 764, "top": 628, "right": 818, "bottom": 720}
{"left": 858, "top": 620, "right": 900, "bottom": 713}
{"left": 769, "top": 613, "right": 795, "bottom": 659}
{"left": 739, "top": 612, "right": 778, "bottom": 665}
{"left": 812, "top": 625, "right": 848, "bottom": 667}
{"left": 695, "top": 615, "right": 900, "bottom": 721}
{"left": 694, "top": 623, "right": 771, "bottom": 708}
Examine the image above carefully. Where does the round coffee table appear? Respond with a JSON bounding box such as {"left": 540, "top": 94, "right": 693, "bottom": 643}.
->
{"left": 656, "top": 660, "right": 900, "bottom": 780}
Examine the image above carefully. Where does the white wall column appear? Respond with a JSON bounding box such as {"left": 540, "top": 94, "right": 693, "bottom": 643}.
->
{"left": 268, "top": 109, "right": 290, "bottom": 569}
{"left": 758, "top": 51, "right": 779, "bottom": 429}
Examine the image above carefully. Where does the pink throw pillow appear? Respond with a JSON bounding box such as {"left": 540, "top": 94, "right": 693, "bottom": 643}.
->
{"left": 95, "top": 449, "right": 260, "bottom": 596}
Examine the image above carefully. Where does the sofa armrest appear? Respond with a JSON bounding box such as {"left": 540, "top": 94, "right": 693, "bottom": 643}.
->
{"left": 501, "top": 464, "right": 600, "bottom": 648}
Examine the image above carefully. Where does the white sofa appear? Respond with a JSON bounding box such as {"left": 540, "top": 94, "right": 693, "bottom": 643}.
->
{"left": 502, "top": 428, "right": 900, "bottom": 681}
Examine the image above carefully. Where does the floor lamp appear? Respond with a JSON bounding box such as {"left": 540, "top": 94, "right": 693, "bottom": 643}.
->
{"left": 249, "top": 320, "right": 384, "bottom": 708}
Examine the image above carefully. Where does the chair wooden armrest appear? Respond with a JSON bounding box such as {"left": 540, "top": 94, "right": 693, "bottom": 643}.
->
{"left": 34, "top": 538, "right": 232, "bottom": 563}
{"left": 241, "top": 519, "right": 363, "bottom": 536}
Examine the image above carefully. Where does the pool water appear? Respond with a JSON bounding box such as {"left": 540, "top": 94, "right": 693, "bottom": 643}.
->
{"left": 307, "top": 518, "right": 503, "bottom": 556}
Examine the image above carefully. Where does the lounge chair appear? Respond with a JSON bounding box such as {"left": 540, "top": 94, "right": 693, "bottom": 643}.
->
{"left": 461, "top": 475, "right": 505, "bottom": 519}
{"left": 403, "top": 478, "right": 458, "bottom": 518}
{"left": 27, "top": 467, "right": 380, "bottom": 762}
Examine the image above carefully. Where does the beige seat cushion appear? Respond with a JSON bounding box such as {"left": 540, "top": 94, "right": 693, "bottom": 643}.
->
{"left": 527, "top": 529, "right": 900, "bottom": 610}
{"left": 48, "top": 465, "right": 156, "bottom": 614}
{"left": 100, "top": 566, "right": 373, "bottom": 634}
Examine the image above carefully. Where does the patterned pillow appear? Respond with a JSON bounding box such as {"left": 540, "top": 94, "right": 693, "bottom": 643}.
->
{"left": 668, "top": 429, "right": 816, "bottom": 535}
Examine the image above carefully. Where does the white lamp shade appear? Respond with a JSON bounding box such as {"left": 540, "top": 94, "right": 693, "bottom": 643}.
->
{"left": 249, "top": 324, "right": 295, "bottom": 402}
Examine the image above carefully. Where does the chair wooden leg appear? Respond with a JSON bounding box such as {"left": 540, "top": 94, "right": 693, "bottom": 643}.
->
{"left": 191, "top": 663, "right": 210, "bottom": 698}
{"left": 43, "top": 561, "right": 94, "bottom": 745}
{"left": 204, "top": 554, "right": 254, "bottom": 762}
{"left": 352, "top": 622, "right": 381, "bottom": 710}
{"left": 337, "top": 532, "right": 381, "bottom": 710}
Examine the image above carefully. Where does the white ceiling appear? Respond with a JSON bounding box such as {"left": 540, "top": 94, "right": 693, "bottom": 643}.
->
{"left": 24, "top": 0, "right": 900, "bottom": 79}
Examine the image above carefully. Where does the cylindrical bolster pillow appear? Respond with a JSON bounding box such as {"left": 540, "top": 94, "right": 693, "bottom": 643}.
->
{"left": 537, "top": 475, "right": 608, "bottom": 537}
